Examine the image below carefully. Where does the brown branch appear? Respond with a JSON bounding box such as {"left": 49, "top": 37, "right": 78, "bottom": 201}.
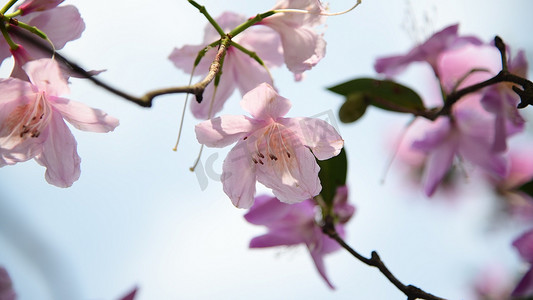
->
{"left": 321, "top": 216, "right": 447, "bottom": 300}
{"left": 12, "top": 28, "right": 230, "bottom": 107}
{"left": 434, "top": 36, "right": 533, "bottom": 116}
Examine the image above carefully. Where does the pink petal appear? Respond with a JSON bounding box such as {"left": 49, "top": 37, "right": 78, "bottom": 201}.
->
{"left": 238, "top": 26, "right": 283, "bottom": 69}
{"left": 278, "top": 117, "right": 343, "bottom": 160}
{"left": 0, "top": 42, "right": 13, "bottom": 66}
{"left": 17, "top": 0, "right": 63, "bottom": 15}
{"left": 50, "top": 97, "right": 119, "bottom": 133}
{"left": 240, "top": 83, "right": 291, "bottom": 120}
{"left": 195, "top": 115, "right": 255, "bottom": 148}
{"left": 0, "top": 266, "right": 16, "bottom": 300}
{"left": 23, "top": 58, "right": 69, "bottom": 96}
{"left": 231, "top": 50, "right": 275, "bottom": 96}
{"left": 512, "top": 267, "right": 533, "bottom": 298}
{"left": 513, "top": 229, "right": 533, "bottom": 263}
{"left": 256, "top": 142, "right": 321, "bottom": 203}
{"left": 420, "top": 138, "right": 457, "bottom": 197}
{"left": 34, "top": 112, "right": 80, "bottom": 187}
{"left": 221, "top": 141, "right": 257, "bottom": 208}
{"left": 118, "top": 286, "right": 138, "bottom": 300}
{"left": 20, "top": 5, "right": 85, "bottom": 50}
{"left": 244, "top": 194, "right": 292, "bottom": 225}
{"left": 249, "top": 230, "right": 306, "bottom": 248}
{"left": 168, "top": 44, "right": 215, "bottom": 75}
{"left": 509, "top": 50, "right": 528, "bottom": 77}
{"left": 9, "top": 46, "right": 33, "bottom": 81}
{"left": 309, "top": 239, "right": 335, "bottom": 289}
{"left": 189, "top": 66, "right": 237, "bottom": 119}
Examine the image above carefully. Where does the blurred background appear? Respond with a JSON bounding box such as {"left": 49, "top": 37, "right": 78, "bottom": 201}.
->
{"left": 1, "top": 0, "right": 533, "bottom": 299}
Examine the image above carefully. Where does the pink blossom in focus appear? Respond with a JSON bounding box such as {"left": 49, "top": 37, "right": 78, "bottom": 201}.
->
{"left": 0, "top": 267, "right": 16, "bottom": 300}
{"left": 0, "top": 0, "right": 85, "bottom": 78}
{"left": 169, "top": 12, "right": 283, "bottom": 119}
{"left": 195, "top": 83, "right": 343, "bottom": 208}
{"left": 244, "top": 186, "right": 355, "bottom": 289}
{"left": 512, "top": 229, "right": 533, "bottom": 298}
{"left": 0, "top": 58, "right": 119, "bottom": 187}
{"left": 374, "top": 24, "right": 482, "bottom": 77}
{"left": 260, "top": 0, "right": 327, "bottom": 81}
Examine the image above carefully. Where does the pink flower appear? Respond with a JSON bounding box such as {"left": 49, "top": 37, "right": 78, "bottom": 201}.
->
{"left": 411, "top": 97, "right": 507, "bottom": 196}
{"left": 169, "top": 12, "right": 283, "bottom": 119}
{"left": 195, "top": 83, "right": 343, "bottom": 208}
{"left": 488, "top": 146, "right": 533, "bottom": 221}
{"left": 374, "top": 24, "right": 482, "bottom": 77}
{"left": 0, "top": 267, "right": 16, "bottom": 300}
{"left": 244, "top": 186, "right": 355, "bottom": 289}
{"left": 0, "top": 0, "right": 85, "bottom": 78}
{"left": 260, "top": 0, "right": 327, "bottom": 81}
{"left": 480, "top": 50, "right": 528, "bottom": 152}
{"left": 0, "top": 58, "right": 119, "bottom": 187}
{"left": 512, "top": 229, "right": 533, "bottom": 298}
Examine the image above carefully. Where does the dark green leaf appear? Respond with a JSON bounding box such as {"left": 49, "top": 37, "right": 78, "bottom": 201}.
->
{"left": 338, "top": 93, "right": 369, "bottom": 123}
{"left": 518, "top": 179, "right": 533, "bottom": 198}
{"left": 328, "top": 78, "right": 426, "bottom": 114}
{"left": 317, "top": 147, "right": 347, "bottom": 207}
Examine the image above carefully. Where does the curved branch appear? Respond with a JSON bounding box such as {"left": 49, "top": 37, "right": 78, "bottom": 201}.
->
{"left": 12, "top": 28, "right": 230, "bottom": 107}
{"left": 321, "top": 216, "right": 447, "bottom": 300}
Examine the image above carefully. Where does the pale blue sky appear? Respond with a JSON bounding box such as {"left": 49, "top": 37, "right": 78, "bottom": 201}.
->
{"left": 1, "top": 0, "right": 532, "bottom": 299}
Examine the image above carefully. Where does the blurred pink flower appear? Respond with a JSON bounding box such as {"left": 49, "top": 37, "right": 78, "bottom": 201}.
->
{"left": 0, "top": 58, "right": 119, "bottom": 187}
{"left": 244, "top": 186, "right": 355, "bottom": 289}
{"left": 169, "top": 12, "right": 283, "bottom": 119}
{"left": 1, "top": 0, "right": 85, "bottom": 78}
{"left": 195, "top": 83, "right": 343, "bottom": 208}
{"left": 260, "top": 0, "right": 327, "bottom": 81}
{"left": 512, "top": 229, "right": 533, "bottom": 298}
{"left": 374, "top": 23, "right": 482, "bottom": 77}
{"left": 411, "top": 97, "right": 507, "bottom": 196}
{"left": 0, "top": 267, "right": 16, "bottom": 300}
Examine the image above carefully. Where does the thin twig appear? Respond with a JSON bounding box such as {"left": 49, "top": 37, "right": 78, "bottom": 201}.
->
{"left": 321, "top": 216, "right": 447, "bottom": 300}
{"left": 435, "top": 36, "right": 533, "bottom": 116}
{"left": 11, "top": 28, "right": 230, "bottom": 107}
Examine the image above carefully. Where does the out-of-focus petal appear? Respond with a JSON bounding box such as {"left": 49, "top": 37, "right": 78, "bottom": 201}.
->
{"left": 195, "top": 115, "right": 255, "bottom": 148}
{"left": 50, "top": 97, "right": 119, "bottom": 133}
{"left": 221, "top": 142, "right": 257, "bottom": 208}
{"left": 34, "top": 112, "right": 80, "bottom": 187}
{"left": 9, "top": 46, "right": 32, "bottom": 81}
{"left": 189, "top": 65, "right": 237, "bottom": 119}
{"left": 17, "top": 0, "right": 63, "bottom": 15}
{"left": 279, "top": 117, "right": 343, "bottom": 160}
{"left": 0, "top": 266, "right": 16, "bottom": 300}
{"left": 244, "top": 194, "right": 292, "bottom": 225}
{"left": 309, "top": 240, "right": 335, "bottom": 289}
{"left": 512, "top": 267, "right": 533, "bottom": 298}
{"left": 250, "top": 230, "right": 305, "bottom": 247}
{"left": 23, "top": 58, "right": 69, "bottom": 95}
{"left": 168, "top": 44, "right": 215, "bottom": 75}
{"left": 238, "top": 26, "right": 283, "bottom": 68}
{"left": 513, "top": 229, "right": 533, "bottom": 263}
{"left": 240, "top": 83, "right": 291, "bottom": 120}
{"left": 419, "top": 137, "right": 456, "bottom": 196}
{"left": 118, "top": 286, "right": 138, "bottom": 300}
{"left": 232, "top": 50, "right": 274, "bottom": 96}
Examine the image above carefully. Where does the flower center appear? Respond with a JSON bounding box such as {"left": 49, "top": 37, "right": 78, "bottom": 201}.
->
{"left": 5, "top": 92, "right": 52, "bottom": 140}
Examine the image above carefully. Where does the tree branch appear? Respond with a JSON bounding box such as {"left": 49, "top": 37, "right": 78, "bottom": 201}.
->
{"left": 435, "top": 36, "right": 533, "bottom": 116}
{"left": 321, "top": 216, "right": 447, "bottom": 300}
{"left": 11, "top": 28, "right": 230, "bottom": 107}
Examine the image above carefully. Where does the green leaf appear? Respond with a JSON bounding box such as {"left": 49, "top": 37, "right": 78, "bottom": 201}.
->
{"left": 328, "top": 78, "right": 426, "bottom": 114}
{"left": 338, "top": 93, "right": 369, "bottom": 123}
{"left": 317, "top": 148, "right": 347, "bottom": 207}
{"left": 518, "top": 179, "right": 533, "bottom": 198}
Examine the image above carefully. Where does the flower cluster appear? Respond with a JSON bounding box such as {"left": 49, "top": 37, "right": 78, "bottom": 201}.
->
{"left": 376, "top": 24, "right": 528, "bottom": 197}
{"left": 170, "top": 0, "right": 327, "bottom": 119}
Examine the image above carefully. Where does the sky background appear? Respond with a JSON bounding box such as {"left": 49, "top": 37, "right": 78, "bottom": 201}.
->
{"left": 1, "top": 0, "right": 533, "bottom": 299}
